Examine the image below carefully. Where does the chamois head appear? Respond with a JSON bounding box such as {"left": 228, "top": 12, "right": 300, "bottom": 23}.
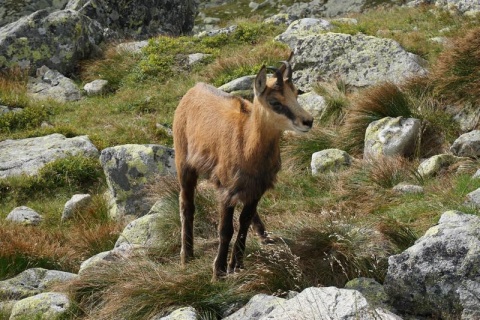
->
{"left": 254, "top": 61, "right": 313, "bottom": 133}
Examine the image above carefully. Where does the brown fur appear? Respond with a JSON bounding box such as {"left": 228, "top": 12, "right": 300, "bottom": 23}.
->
{"left": 173, "top": 62, "right": 313, "bottom": 280}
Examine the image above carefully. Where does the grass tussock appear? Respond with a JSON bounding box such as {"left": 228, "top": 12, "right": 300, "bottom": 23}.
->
{"left": 340, "top": 82, "right": 413, "bottom": 155}
{"left": 0, "top": 195, "right": 122, "bottom": 280}
{"left": 431, "top": 27, "right": 480, "bottom": 105}
{"left": 69, "top": 257, "right": 251, "bottom": 320}
{"left": 289, "top": 211, "right": 390, "bottom": 287}
{"left": 363, "top": 155, "right": 421, "bottom": 189}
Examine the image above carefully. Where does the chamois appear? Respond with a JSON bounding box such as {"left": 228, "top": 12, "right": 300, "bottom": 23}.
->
{"left": 173, "top": 58, "right": 313, "bottom": 280}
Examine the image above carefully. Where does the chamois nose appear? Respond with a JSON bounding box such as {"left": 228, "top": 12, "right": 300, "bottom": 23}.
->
{"left": 303, "top": 118, "right": 313, "bottom": 128}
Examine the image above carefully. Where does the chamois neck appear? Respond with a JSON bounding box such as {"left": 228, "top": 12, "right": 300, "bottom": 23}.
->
{"left": 243, "top": 100, "right": 282, "bottom": 162}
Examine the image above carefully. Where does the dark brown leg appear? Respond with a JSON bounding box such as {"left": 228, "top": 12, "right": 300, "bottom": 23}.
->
{"left": 179, "top": 166, "right": 197, "bottom": 265}
{"left": 229, "top": 199, "right": 259, "bottom": 273}
{"left": 251, "top": 210, "right": 275, "bottom": 244}
{"left": 251, "top": 211, "right": 266, "bottom": 237}
{"left": 212, "top": 203, "right": 235, "bottom": 281}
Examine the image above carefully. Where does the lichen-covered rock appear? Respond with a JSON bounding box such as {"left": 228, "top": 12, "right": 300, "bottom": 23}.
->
{"left": 278, "top": 1, "right": 326, "bottom": 18}
{"left": 153, "top": 306, "right": 198, "bottom": 320}
{"left": 344, "top": 278, "right": 392, "bottom": 312}
{"left": 323, "top": 0, "right": 365, "bottom": 17}
{"left": 224, "top": 293, "right": 285, "bottom": 320}
{"left": 417, "top": 154, "right": 470, "bottom": 177}
{"left": 27, "top": 66, "right": 81, "bottom": 102}
{"left": 114, "top": 211, "right": 168, "bottom": 249}
{"left": 0, "top": 268, "right": 77, "bottom": 300}
{"left": 115, "top": 40, "right": 149, "bottom": 54}
{"left": 0, "top": 300, "right": 16, "bottom": 319}
{"left": 276, "top": 32, "right": 427, "bottom": 91}
{"left": 188, "top": 53, "right": 211, "bottom": 66}
{"left": 218, "top": 75, "right": 255, "bottom": 93}
{"left": 78, "top": 244, "right": 139, "bottom": 274}
{"left": 100, "top": 144, "right": 176, "bottom": 218}
{"left": 0, "top": 0, "right": 69, "bottom": 28}
{"left": 275, "top": 18, "right": 332, "bottom": 48}
{"left": 229, "top": 287, "right": 401, "bottom": 319}
{"left": 392, "top": 183, "right": 424, "bottom": 194}
{"left": 196, "top": 25, "right": 237, "bottom": 38}
{"left": 83, "top": 79, "right": 108, "bottom": 96}
{"left": 364, "top": 117, "right": 421, "bottom": 160}
{"left": 465, "top": 187, "right": 480, "bottom": 209}
{"left": 311, "top": 148, "right": 352, "bottom": 175}
{"left": 67, "top": 0, "right": 198, "bottom": 39}
{"left": 6, "top": 206, "right": 43, "bottom": 226}
{"left": 451, "top": 103, "right": 480, "bottom": 132}
{"left": 62, "top": 194, "right": 92, "bottom": 221}
{"left": 410, "top": 0, "right": 480, "bottom": 15}
{"left": 297, "top": 91, "right": 326, "bottom": 117}
{"left": 450, "top": 130, "right": 480, "bottom": 158}
{"left": 0, "top": 105, "right": 22, "bottom": 114}
{"left": 264, "top": 13, "right": 299, "bottom": 26}
{"left": 0, "top": 9, "right": 103, "bottom": 76}
{"left": 0, "top": 133, "right": 99, "bottom": 179}
{"left": 9, "top": 292, "right": 71, "bottom": 320}
{"left": 384, "top": 210, "right": 480, "bottom": 318}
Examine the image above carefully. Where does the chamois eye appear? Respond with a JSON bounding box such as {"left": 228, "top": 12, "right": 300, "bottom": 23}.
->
{"left": 268, "top": 100, "right": 284, "bottom": 112}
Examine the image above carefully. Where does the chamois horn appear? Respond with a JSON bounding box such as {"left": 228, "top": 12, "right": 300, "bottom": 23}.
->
{"left": 267, "top": 66, "right": 284, "bottom": 86}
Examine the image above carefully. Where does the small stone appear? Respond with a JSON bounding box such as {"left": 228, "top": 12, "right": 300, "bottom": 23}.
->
{"left": 62, "top": 194, "right": 92, "bottom": 221}
{"left": 6, "top": 206, "right": 43, "bottom": 226}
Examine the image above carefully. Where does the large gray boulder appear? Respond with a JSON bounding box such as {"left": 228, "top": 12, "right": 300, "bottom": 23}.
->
{"left": 364, "top": 117, "right": 421, "bottom": 160}
{"left": 100, "top": 144, "right": 176, "bottom": 219}
{"left": 66, "top": 0, "right": 198, "bottom": 39}
{"left": 384, "top": 211, "right": 480, "bottom": 318}
{"left": 224, "top": 294, "right": 284, "bottom": 320}
{"left": 0, "top": 9, "right": 103, "bottom": 76}
{"left": 27, "top": 65, "right": 82, "bottom": 102}
{"left": 9, "top": 292, "right": 71, "bottom": 320}
{"left": 276, "top": 32, "right": 427, "bottom": 91}
{"left": 226, "top": 287, "right": 401, "bottom": 319}
{"left": 0, "top": 133, "right": 99, "bottom": 179}
{"left": 0, "top": 268, "right": 77, "bottom": 301}
{"left": 0, "top": 0, "right": 69, "bottom": 28}
{"left": 275, "top": 18, "right": 332, "bottom": 47}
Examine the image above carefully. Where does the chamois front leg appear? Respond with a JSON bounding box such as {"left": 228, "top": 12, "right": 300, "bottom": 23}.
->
{"left": 213, "top": 202, "right": 235, "bottom": 281}
{"left": 179, "top": 167, "right": 197, "bottom": 265}
{"left": 229, "top": 199, "right": 260, "bottom": 273}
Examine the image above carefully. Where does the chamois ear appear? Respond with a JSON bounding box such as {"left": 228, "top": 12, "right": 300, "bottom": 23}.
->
{"left": 255, "top": 65, "right": 267, "bottom": 96}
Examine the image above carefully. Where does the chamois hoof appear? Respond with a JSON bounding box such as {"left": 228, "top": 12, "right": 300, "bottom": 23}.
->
{"left": 259, "top": 232, "right": 278, "bottom": 244}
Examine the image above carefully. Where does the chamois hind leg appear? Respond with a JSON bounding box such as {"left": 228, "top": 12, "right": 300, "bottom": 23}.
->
{"left": 229, "top": 199, "right": 260, "bottom": 273}
{"left": 179, "top": 166, "right": 198, "bottom": 265}
{"left": 213, "top": 201, "right": 235, "bottom": 281}
{"left": 251, "top": 211, "right": 275, "bottom": 244}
